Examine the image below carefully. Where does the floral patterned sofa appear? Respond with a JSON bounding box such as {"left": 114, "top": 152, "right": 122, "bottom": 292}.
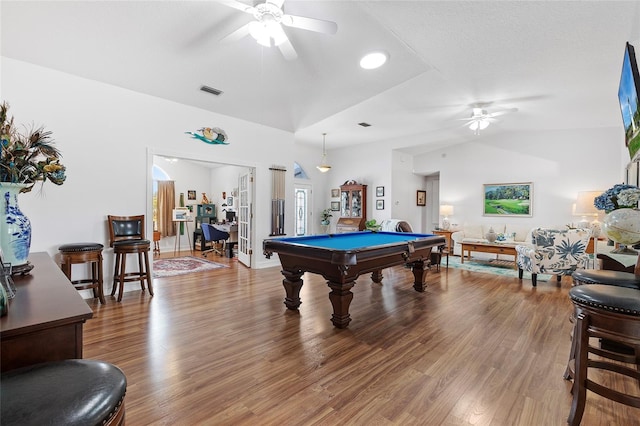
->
{"left": 515, "top": 228, "right": 592, "bottom": 287}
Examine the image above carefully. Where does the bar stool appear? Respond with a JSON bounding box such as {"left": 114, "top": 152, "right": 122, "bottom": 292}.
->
{"left": 564, "top": 284, "right": 640, "bottom": 425}
{"left": 107, "top": 215, "right": 153, "bottom": 302}
{"left": 1, "top": 359, "right": 126, "bottom": 426}
{"left": 572, "top": 250, "right": 640, "bottom": 290}
{"left": 58, "top": 242, "right": 105, "bottom": 304}
{"left": 153, "top": 230, "right": 161, "bottom": 256}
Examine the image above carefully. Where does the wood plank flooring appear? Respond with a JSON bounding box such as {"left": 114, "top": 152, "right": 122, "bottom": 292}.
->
{"left": 83, "top": 252, "right": 640, "bottom": 425}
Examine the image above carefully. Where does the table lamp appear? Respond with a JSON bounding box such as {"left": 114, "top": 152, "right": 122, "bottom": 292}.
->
{"left": 574, "top": 191, "right": 602, "bottom": 238}
{"left": 440, "top": 205, "right": 454, "bottom": 230}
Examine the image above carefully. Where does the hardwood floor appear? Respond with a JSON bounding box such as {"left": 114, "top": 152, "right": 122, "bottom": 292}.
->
{"left": 83, "top": 251, "right": 640, "bottom": 425}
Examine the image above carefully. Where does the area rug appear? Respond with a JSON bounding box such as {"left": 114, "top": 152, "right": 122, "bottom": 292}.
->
{"left": 445, "top": 255, "right": 551, "bottom": 282}
{"left": 153, "top": 256, "right": 228, "bottom": 278}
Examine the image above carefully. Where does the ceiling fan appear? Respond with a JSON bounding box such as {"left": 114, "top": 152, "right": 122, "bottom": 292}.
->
{"left": 460, "top": 103, "right": 518, "bottom": 134}
{"left": 218, "top": 0, "right": 338, "bottom": 60}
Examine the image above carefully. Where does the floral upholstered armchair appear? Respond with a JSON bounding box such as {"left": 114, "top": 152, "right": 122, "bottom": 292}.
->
{"left": 515, "top": 228, "right": 591, "bottom": 287}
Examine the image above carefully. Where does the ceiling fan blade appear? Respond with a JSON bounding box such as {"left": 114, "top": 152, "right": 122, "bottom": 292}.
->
{"left": 220, "top": 23, "right": 252, "bottom": 43}
{"left": 281, "top": 14, "right": 338, "bottom": 35}
{"left": 277, "top": 36, "right": 298, "bottom": 60}
{"left": 486, "top": 107, "right": 518, "bottom": 118}
{"left": 267, "top": 0, "right": 285, "bottom": 8}
{"left": 217, "top": 0, "right": 255, "bottom": 14}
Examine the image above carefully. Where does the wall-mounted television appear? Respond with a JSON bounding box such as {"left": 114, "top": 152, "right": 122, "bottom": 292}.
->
{"left": 618, "top": 42, "right": 640, "bottom": 160}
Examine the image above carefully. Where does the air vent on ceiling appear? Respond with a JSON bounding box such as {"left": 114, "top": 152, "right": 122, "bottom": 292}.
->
{"left": 358, "top": 122, "right": 372, "bottom": 127}
{"left": 200, "top": 85, "right": 223, "bottom": 96}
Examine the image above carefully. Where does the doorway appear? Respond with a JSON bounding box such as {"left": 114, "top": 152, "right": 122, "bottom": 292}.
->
{"left": 149, "top": 151, "right": 256, "bottom": 268}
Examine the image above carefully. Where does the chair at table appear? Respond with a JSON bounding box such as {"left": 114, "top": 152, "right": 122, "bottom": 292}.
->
{"left": 107, "top": 214, "right": 153, "bottom": 302}
{"left": 201, "top": 223, "right": 229, "bottom": 258}
{"left": 516, "top": 228, "right": 591, "bottom": 287}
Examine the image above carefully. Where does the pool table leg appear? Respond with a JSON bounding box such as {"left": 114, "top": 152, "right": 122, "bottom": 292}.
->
{"left": 281, "top": 270, "right": 304, "bottom": 310}
{"left": 371, "top": 270, "right": 383, "bottom": 283}
{"left": 327, "top": 280, "right": 355, "bottom": 329}
{"left": 407, "top": 259, "right": 428, "bottom": 292}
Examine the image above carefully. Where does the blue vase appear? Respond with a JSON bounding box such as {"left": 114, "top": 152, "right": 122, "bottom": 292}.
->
{"left": 0, "top": 183, "right": 32, "bottom": 267}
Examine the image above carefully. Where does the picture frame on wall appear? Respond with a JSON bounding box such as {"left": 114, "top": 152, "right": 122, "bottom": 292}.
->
{"left": 376, "top": 199, "right": 384, "bottom": 210}
{"left": 331, "top": 188, "right": 340, "bottom": 198}
{"left": 187, "top": 190, "right": 196, "bottom": 200}
{"left": 483, "top": 182, "right": 533, "bottom": 217}
{"left": 331, "top": 201, "right": 340, "bottom": 211}
{"left": 376, "top": 186, "right": 384, "bottom": 197}
{"left": 417, "top": 190, "right": 426, "bottom": 206}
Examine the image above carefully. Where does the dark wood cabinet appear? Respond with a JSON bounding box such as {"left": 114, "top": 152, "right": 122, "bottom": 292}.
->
{"left": 336, "top": 182, "right": 367, "bottom": 233}
{"left": 1, "top": 253, "right": 93, "bottom": 372}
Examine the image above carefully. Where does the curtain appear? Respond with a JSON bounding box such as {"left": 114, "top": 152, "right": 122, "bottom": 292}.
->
{"left": 158, "top": 180, "right": 176, "bottom": 237}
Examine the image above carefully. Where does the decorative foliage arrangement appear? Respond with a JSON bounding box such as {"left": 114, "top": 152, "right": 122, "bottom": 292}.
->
{"left": 185, "top": 127, "right": 229, "bottom": 145}
{"left": 0, "top": 102, "right": 66, "bottom": 193}
{"left": 365, "top": 219, "right": 381, "bottom": 231}
{"left": 594, "top": 183, "right": 640, "bottom": 213}
{"left": 320, "top": 208, "right": 332, "bottom": 223}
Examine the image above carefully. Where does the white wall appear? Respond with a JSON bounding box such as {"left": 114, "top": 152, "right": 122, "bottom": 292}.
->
{"left": 2, "top": 57, "right": 294, "bottom": 273}
{"left": 317, "top": 139, "right": 394, "bottom": 232}
{"left": 391, "top": 150, "right": 425, "bottom": 232}
{"left": 209, "top": 164, "right": 249, "bottom": 217}
{"left": 413, "top": 127, "right": 624, "bottom": 230}
{"left": 1, "top": 56, "right": 629, "bottom": 283}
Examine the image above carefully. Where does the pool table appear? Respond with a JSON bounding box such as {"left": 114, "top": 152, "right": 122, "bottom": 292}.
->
{"left": 263, "top": 231, "right": 445, "bottom": 329}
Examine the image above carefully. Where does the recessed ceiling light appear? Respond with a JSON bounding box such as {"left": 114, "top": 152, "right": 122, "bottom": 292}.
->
{"left": 360, "top": 51, "right": 388, "bottom": 70}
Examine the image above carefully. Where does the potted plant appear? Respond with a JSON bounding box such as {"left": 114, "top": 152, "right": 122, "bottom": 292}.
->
{"left": 365, "top": 219, "right": 381, "bottom": 232}
{"left": 320, "top": 208, "right": 332, "bottom": 226}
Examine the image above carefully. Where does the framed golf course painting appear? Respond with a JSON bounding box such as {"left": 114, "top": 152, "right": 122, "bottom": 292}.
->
{"left": 483, "top": 182, "right": 532, "bottom": 217}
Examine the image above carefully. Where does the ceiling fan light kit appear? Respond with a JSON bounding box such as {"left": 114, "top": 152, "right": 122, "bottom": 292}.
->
{"left": 462, "top": 105, "right": 518, "bottom": 134}
{"left": 220, "top": 0, "right": 338, "bottom": 60}
{"left": 249, "top": 20, "right": 286, "bottom": 46}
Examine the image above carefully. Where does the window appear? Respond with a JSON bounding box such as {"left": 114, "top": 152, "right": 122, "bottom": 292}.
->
{"left": 152, "top": 165, "right": 170, "bottom": 227}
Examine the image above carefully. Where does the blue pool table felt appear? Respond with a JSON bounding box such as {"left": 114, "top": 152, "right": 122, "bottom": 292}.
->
{"left": 271, "top": 231, "right": 436, "bottom": 250}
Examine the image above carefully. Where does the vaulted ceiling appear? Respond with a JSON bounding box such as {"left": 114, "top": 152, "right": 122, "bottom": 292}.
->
{"left": 2, "top": 1, "right": 639, "bottom": 153}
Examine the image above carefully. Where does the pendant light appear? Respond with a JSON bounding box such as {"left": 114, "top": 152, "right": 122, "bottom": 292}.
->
{"left": 316, "top": 133, "right": 331, "bottom": 173}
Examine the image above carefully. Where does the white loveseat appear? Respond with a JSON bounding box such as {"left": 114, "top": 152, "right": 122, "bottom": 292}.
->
{"left": 451, "top": 224, "right": 533, "bottom": 256}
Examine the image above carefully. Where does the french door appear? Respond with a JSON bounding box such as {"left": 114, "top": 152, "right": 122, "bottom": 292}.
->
{"left": 237, "top": 171, "right": 253, "bottom": 267}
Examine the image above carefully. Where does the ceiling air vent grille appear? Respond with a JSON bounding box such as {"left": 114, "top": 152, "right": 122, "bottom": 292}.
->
{"left": 200, "top": 85, "right": 223, "bottom": 96}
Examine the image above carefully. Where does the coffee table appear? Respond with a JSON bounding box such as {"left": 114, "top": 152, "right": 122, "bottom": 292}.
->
{"left": 461, "top": 241, "right": 518, "bottom": 269}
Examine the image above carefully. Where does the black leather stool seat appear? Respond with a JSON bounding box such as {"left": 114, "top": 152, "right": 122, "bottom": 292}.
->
{"left": 569, "top": 283, "right": 640, "bottom": 314}
{"left": 113, "top": 239, "right": 151, "bottom": 249}
{"left": 0, "top": 359, "right": 126, "bottom": 426}
{"left": 58, "top": 242, "right": 106, "bottom": 305}
{"left": 59, "top": 242, "right": 105, "bottom": 252}
{"left": 572, "top": 269, "right": 640, "bottom": 290}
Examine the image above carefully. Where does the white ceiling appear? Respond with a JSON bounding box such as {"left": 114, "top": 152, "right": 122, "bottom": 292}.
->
{"left": 2, "top": 1, "right": 639, "bottom": 153}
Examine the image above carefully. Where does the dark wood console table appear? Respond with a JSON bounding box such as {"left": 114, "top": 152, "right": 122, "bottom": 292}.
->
{"left": 0, "top": 252, "right": 93, "bottom": 372}
{"left": 597, "top": 253, "right": 637, "bottom": 273}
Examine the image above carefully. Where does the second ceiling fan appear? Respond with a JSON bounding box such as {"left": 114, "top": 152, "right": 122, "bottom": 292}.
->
{"left": 218, "top": 0, "right": 338, "bottom": 60}
{"left": 460, "top": 103, "right": 518, "bottom": 134}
